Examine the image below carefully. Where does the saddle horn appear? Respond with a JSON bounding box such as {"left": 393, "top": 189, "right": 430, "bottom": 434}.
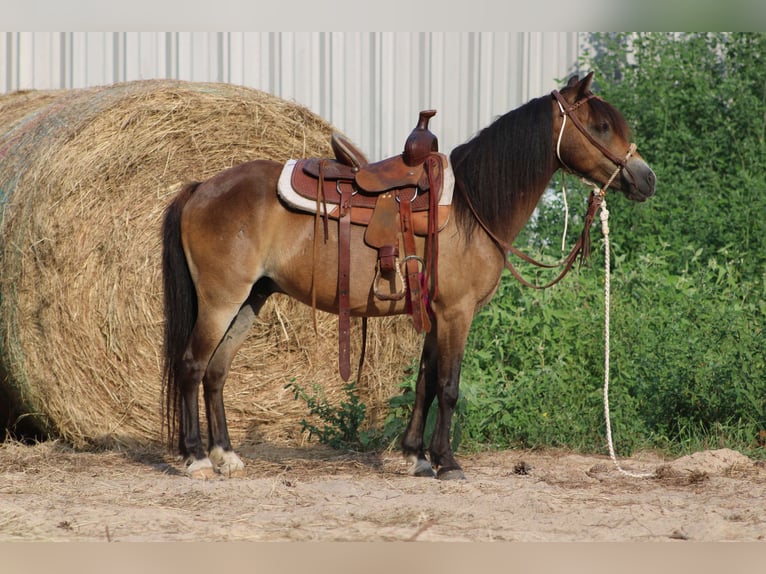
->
{"left": 403, "top": 110, "right": 438, "bottom": 166}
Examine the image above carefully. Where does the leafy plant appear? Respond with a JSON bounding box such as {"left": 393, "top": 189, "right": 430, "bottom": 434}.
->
{"left": 286, "top": 381, "right": 376, "bottom": 451}
{"left": 580, "top": 33, "right": 766, "bottom": 280}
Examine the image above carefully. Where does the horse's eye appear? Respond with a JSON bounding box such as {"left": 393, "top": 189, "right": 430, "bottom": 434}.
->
{"left": 596, "top": 121, "right": 610, "bottom": 134}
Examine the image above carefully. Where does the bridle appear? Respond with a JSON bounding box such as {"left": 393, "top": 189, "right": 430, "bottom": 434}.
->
{"left": 551, "top": 89, "right": 636, "bottom": 177}
{"left": 460, "top": 89, "right": 639, "bottom": 289}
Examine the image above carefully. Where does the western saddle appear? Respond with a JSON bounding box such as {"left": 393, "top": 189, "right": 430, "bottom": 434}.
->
{"left": 288, "top": 110, "right": 448, "bottom": 380}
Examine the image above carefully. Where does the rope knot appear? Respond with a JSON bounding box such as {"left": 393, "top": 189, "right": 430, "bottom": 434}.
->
{"left": 599, "top": 202, "right": 610, "bottom": 237}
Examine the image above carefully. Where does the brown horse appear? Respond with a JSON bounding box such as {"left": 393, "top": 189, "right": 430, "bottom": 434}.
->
{"left": 161, "top": 73, "right": 656, "bottom": 479}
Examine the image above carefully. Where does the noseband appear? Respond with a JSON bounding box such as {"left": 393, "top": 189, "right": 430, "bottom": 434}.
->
{"left": 551, "top": 89, "right": 637, "bottom": 194}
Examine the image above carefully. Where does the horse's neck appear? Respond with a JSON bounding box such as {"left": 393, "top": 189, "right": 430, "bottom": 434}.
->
{"left": 501, "top": 171, "right": 556, "bottom": 245}
{"left": 505, "top": 186, "right": 545, "bottom": 243}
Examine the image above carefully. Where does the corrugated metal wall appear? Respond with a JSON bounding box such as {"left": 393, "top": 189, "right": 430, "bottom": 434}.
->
{"left": 1, "top": 32, "right": 582, "bottom": 158}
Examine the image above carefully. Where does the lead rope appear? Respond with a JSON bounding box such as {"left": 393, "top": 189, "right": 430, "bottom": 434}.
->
{"left": 555, "top": 96, "right": 654, "bottom": 476}
{"left": 599, "top": 193, "right": 654, "bottom": 479}
{"left": 560, "top": 175, "right": 570, "bottom": 252}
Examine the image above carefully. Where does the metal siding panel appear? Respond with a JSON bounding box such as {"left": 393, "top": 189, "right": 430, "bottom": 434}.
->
{"left": 1, "top": 32, "right": 581, "bottom": 159}
{"left": 329, "top": 32, "right": 347, "bottom": 132}
{"left": 113, "top": 32, "right": 126, "bottom": 84}
{"left": 1, "top": 34, "right": 10, "bottom": 93}
{"left": 123, "top": 33, "right": 141, "bottom": 81}
{"left": 17, "top": 32, "right": 35, "bottom": 89}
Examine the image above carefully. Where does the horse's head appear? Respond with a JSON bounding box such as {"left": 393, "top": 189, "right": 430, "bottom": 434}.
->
{"left": 553, "top": 72, "right": 656, "bottom": 202}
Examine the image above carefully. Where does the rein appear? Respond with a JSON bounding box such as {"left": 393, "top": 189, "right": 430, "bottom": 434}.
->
{"left": 459, "top": 90, "right": 637, "bottom": 289}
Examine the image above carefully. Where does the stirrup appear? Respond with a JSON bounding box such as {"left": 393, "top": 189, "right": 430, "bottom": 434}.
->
{"left": 373, "top": 258, "right": 406, "bottom": 301}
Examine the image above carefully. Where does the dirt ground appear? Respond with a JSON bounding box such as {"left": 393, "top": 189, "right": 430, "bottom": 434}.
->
{"left": 2, "top": 441, "right": 765, "bottom": 543}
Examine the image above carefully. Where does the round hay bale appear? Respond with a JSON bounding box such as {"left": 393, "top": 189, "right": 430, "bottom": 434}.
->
{"left": 0, "top": 90, "right": 66, "bottom": 136}
{"left": 0, "top": 80, "right": 420, "bottom": 448}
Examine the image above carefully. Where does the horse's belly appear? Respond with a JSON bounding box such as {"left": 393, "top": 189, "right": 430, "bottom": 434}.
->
{"left": 269, "top": 225, "right": 414, "bottom": 318}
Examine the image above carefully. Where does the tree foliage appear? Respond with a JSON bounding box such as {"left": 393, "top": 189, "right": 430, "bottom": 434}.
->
{"left": 453, "top": 33, "right": 766, "bottom": 457}
{"left": 583, "top": 33, "right": 766, "bottom": 276}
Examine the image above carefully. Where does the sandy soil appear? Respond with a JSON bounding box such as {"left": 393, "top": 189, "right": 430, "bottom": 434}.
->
{"left": 1, "top": 441, "right": 765, "bottom": 542}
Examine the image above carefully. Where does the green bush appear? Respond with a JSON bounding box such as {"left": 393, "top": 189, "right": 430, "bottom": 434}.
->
{"left": 582, "top": 33, "right": 766, "bottom": 278}
{"left": 440, "top": 33, "right": 766, "bottom": 458}
{"left": 457, "top": 243, "right": 766, "bottom": 458}
{"left": 611, "top": 247, "right": 766, "bottom": 453}
{"left": 286, "top": 381, "right": 376, "bottom": 451}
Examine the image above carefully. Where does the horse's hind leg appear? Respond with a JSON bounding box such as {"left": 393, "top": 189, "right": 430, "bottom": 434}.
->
{"left": 201, "top": 304, "right": 254, "bottom": 477}
{"left": 203, "top": 286, "right": 272, "bottom": 477}
{"left": 178, "top": 301, "right": 249, "bottom": 479}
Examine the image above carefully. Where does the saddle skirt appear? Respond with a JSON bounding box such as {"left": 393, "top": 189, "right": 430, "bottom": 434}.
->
{"left": 277, "top": 155, "right": 455, "bottom": 233}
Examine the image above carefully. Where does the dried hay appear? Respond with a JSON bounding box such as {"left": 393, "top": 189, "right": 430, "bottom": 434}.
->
{"left": 0, "top": 90, "right": 65, "bottom": 136}
{"left": 0, "top": 80, "right": 420, "bottom": 448}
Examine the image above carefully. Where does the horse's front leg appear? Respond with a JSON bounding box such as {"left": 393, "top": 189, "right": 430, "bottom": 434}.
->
{"left": 428, "top": 354, "right": 466, "bottom": 480}
{"left": 423, "top": 313, "right": 470, "bottom": 480}
{"left": 401, "top": 330, "right": 438, "bottom": 478}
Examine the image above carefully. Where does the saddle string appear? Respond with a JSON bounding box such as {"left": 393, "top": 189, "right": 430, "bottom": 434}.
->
{"left": 425, "top": 154, "right": 442, "bottom": 300}
{"left": 356, "top": 317, "right": 368, "bottom": 383}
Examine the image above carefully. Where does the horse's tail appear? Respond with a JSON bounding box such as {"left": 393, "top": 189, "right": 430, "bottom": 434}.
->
{"left": 161, "top": 181, "right": 200, "bottom": 451}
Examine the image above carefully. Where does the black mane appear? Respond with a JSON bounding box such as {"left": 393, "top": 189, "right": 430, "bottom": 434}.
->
{"left": 450, "top": 95, "right": 555, "bottom": 238}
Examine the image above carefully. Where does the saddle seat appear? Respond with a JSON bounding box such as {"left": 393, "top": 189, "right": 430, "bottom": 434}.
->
{"left": 303, "top": 132, "right": 437, "bottom": 193}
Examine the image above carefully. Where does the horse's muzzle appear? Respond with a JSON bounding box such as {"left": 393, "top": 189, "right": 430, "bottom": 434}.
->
{"left": 621, "top": 157, "right": 656, "bottom": 202}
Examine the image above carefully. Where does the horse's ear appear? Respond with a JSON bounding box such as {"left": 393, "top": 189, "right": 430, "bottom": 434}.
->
{"left": 564, "top": 72, "right": 594, "bottom": 100}
{"left": 577, "top": 72, "right": 595, "bottom": 99}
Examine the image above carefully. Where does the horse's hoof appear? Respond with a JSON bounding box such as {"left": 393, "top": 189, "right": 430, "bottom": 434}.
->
{"left": 186, "top": 457, "right": 217, "bottom": 480}
{"left": 407, "top": 456, "right": 436, "bottom": 478}
{"left": 210, "top": 447, "right": 246, "bottom": 478}
{"left": 437, "top": 467, "right": 466, "bottom": 481}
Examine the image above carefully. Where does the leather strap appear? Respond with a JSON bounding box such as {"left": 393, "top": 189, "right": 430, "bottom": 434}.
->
{"left": 551, "top": 90, "right": 628, "bottom": 169}
{"left": 399, "top": 189, "right": 431, "bottom": 333}
{"left": 356, "top": 317, "right": 368, "bottom": 383}
{"left": 456, "top": 174, "right": 603, "bottom": 289}
{"left": 364, "top": 192, "right": 400, "bottom": 271}
{"left": 425, "top": 153, "right": 443, "bottom": 300}
{"left": 504, "top": 192, "right": 602, "bottom": 289}
{"left": 454, "top": 91, "right": 637, "bottom": 290}
{"left": 338, "top": 182, "right": 353, "bottom": 381}
{"left": 311, "top": 160, "right": 328, "bottom": 333}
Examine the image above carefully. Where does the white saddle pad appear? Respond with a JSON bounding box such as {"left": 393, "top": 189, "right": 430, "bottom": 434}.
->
{"left": 277, "top": 158, "right": 455, "bottom": 215}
